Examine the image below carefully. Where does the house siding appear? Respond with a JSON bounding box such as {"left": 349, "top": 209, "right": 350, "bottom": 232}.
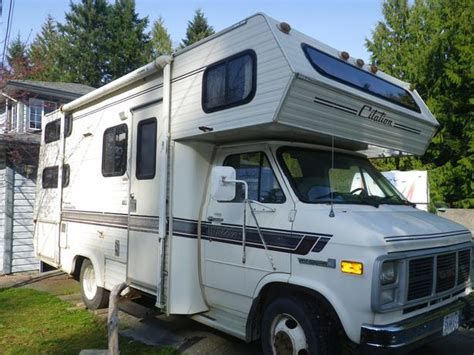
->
{"left": 0, "top": 167, "right": 5, "bottom": 274}
{"left": 10, "top": 170, "right": 38, "bottom": 273}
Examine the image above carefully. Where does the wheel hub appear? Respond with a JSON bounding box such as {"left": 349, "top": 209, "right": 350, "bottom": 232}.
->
{"left": 271, "top": 314, "right": 308, "bottom": 355}
{"left": 82, "top": 264, "right": 97, "bottom": 300}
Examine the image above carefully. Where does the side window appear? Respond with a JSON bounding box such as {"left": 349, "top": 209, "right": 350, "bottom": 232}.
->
{"left": 223, "top": 151, "right": 285, "bottom": 203}
{"left": 42, "top": 166, "right": 58, "bottom": 188}
{"left": 44, "top": 119, "right": 60, "bottom": 143}
{"left": 136, "top": 118, "right": 157, "bottom": 180}
{"left": 44, "top": 115, "right": 73, "bottom": 144}
{"left": 102, "top": 124, "right": 128, "bottom": 177}
{"left": 202, "top": 50, "right": 256, "bottom": 113}
{"left": 42, "top": 164, "right": 70, "bottom": 189}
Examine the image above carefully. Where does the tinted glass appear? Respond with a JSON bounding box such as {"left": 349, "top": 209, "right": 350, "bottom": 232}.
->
{"left": 44, "top": 119, "right": 61, "bottom": 143}
{"left": 102, "top": 124, "right": 128, "bottom": 177}
{"left": 44, "top": 116, "right": 72, "bottom": 144}
{"left": 302, "top": 44, "right": 420, "bottom": 112}
{"left": 203, "top": 50, "right": 256, "bottom": 113}
{"left": 136, "top": 118, "right": 157, "bottom": 179}
{"left": 63, "top": 164, "right": 70, "bottom": 188}
{"left": 42, "top": 166, "right": 58, "bottom": 189}
{"left": 223, "top": 152, "right": 285, "bottom": 203}
{"left": 279, "top": 147, "right": 408, "bottom": 206}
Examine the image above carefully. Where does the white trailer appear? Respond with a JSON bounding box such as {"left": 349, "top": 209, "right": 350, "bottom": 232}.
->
{"left": 34, "top": 13, "right": 472, "bottom": 354}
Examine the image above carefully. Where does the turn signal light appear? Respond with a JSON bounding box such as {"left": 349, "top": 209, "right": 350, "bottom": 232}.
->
{"left": 341, "top": 260, "right": 363, "bottom": 275}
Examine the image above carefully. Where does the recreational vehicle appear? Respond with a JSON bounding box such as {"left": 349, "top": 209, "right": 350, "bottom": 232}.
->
{"left": 34, "top": 13, "right": 473, "bottom": 354}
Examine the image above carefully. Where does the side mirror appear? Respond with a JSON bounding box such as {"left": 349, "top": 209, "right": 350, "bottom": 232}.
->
{"left": 210, "top": 166, "right": 236, "bottom": 201}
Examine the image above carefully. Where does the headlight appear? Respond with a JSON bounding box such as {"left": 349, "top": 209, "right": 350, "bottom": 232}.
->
{"left": 380, "top": 260, "right": 397, "bottom": 285}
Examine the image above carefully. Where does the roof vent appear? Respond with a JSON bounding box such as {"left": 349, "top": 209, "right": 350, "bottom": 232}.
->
{"left": 370, "top": 64, "right": 378, "bottom": 74}
{"left": 356, "top": 58, "right": 365, "bottom": 67}
{"left": 277, "top": 22, "right": 291, "bottom": 34}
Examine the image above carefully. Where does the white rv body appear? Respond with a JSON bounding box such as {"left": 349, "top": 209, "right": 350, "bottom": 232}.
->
{"left": 34, "top": 13, "right": 472, "bottom": 352}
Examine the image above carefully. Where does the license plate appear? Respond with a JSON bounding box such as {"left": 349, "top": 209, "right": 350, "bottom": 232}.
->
{"left": 442, "top": 311, "right": 460, "bottom": 336}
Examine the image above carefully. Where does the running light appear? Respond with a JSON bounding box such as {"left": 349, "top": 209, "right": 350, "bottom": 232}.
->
{"left": 341, "top": 260, "right": 363, "bottom": 275}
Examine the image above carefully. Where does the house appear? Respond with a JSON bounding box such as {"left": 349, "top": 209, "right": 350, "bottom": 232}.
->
{"left": 0, "top": 80, "right": 94, "bottom": 274}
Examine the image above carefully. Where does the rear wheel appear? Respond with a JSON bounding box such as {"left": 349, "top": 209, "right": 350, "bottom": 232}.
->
{"left": 261, "top": 295, "right": 337, "bottom": 355}
{"left": 80, "top": 259, "right": 109, "bottom": 309}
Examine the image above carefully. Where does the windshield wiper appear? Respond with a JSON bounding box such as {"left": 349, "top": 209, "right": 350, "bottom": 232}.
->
{"left": 378, "top": 195, "right": 416, "bottom": 207}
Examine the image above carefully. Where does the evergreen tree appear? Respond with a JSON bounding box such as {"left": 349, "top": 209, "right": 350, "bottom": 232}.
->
{"left": 29, "top": 15, "right": 63, "bottom": 81}
{"left": 6, "top": 34, "right": 30, "bottom": 78}
{"left": 367, "top": 0, "right": 473, "bottom": 208}
{"left": 107, "top": 0, "right": 150, "bottom": 81}
{"left": 181, "top": 9, "right": 214, "bottom": 47}
{"left": 150, "top": 16, "right": 172, "bottom": 58}
{"left": 58, "top": 0, "right": 110, "bottom": 87}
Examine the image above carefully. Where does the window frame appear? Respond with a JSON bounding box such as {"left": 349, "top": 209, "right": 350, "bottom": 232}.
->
{"left": 41, "top": 164, "right": 70, "bottom": 189}
{"left": 301, "top": 43, "right": 421, "bottom": 113}
{"left": 202, "top": 49, "right": 257, "bottom": 113}
{"left": 136, "top": 117, "right": 158, "bottom": 180}
{"left": 101, "top": 123, "right": 128, "bottom": 178}
{"left": 222, "top": 150, "right": 286, "bottom": 204}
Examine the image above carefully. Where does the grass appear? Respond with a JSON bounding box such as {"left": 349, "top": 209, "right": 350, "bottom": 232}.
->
{"left": 0, "top": 288, "right": 179, "bottom": 355}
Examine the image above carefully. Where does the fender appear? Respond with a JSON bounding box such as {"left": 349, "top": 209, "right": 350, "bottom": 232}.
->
{"left": 68, "top": 250, "right": 105, "bottom": 288}
{"left": 287, "top": 275, "right": 370, "bottom": 343}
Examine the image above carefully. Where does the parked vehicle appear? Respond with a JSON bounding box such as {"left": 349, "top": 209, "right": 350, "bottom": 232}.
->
{"left": 34, "top": 13, "right": 472, "bottom": 354}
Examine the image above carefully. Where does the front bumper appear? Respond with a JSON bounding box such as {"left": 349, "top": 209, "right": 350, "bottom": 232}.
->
{"left": 360, "top": 292, "right": 474, "bottom": 353}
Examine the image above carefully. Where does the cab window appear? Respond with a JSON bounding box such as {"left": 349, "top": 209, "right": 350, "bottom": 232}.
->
{"left": 223, "top": 151, "right": 285, "bottom": 203}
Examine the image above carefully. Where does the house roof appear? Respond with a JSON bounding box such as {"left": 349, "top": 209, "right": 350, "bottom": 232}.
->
{"left": 2, "top": 80, "right": 95, "bottom": 102}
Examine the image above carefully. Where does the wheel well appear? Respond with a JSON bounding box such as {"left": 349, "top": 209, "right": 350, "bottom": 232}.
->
{"left": 71, "top": 255, "right": 87, "bottom": 281}
{"left": 246, "top": 282, "right": 346, "bottom": 342}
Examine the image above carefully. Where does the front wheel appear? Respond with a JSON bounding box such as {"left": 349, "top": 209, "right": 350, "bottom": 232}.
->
{"left": 80, "top": 259, "right": 109, "bottom": 309}
{"left": 261, "top": 296, "right": 337, "bottom": 355}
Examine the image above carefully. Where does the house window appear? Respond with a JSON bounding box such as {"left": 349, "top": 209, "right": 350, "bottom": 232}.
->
{"left": 29, "top": 99, "right": 57, "bottom": 130}
{"left": 223, "top": 151, "right": 285, "bottom": 203}
{"left": 11, "top": 104, "right": 17, "bottom": 131}
{"left": 102, "top": 124, "right": 128, "bottom": 177}
{"left": 42, "top": 165, "right": 70, "bottom": 189}
{"left": 136, "top": 118, "right": 157, "bottom": 180}
{"left": 202, "top": 50, "right": 257, "bottom": 113}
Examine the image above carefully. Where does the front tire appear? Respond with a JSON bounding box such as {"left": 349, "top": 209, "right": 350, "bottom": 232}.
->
{"left": 261, "top": 295, "right": 336, "bottom": 355}
{"left": 80, "top": 259, "right": 109, "bottom": 309}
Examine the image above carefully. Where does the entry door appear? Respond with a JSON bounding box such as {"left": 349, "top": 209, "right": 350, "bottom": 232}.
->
{"left": 203, "top": 145, "right": 294, "bottom": 313}
{"left": 34, "top": 111, "right": 64, "bottom": 266}
{"left": 127, "top": 103, "right": 162, "bottom": 292}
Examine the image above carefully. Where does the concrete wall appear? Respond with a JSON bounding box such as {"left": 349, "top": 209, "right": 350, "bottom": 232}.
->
{"left": 438, "top": 209, "right": 474, "bottom": 234}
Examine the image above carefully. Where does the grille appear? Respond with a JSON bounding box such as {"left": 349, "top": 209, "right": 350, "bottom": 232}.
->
{"left": 458, "top": 249, "right": 471, "bottom": 285}
{"left": 407, "top": 257, "right": 433, "bottom": 301}
{"left": 407, "top": 249, "right": 471, "bottom": 302}
{"left": 436, "top": 253, "right": 456, "bottom": 292}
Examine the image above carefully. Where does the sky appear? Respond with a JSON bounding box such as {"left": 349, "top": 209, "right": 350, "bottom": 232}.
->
{"left": 2, "top": 0, "right": 384, "bottom": 62}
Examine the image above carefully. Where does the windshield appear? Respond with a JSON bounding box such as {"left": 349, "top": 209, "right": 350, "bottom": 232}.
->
{"left": 278, "top": 147, "right": 409, "bottom": 206}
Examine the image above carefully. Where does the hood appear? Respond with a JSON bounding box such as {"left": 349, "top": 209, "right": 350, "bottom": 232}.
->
{"left": 294, "top": 204, "right": 471, "bottom": 252}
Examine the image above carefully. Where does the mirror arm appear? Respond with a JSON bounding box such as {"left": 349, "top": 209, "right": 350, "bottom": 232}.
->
{"left": 222, "top": 178, "right": 248, "bottom": 264}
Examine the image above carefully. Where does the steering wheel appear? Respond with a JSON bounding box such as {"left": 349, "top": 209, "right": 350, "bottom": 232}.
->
{"left": 349, "top": 187, "right": 365, "bottom": 195}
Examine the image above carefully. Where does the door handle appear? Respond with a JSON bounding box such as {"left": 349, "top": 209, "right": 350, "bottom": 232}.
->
{"left": 207, "top": 216, "right": 224, "bottom": 223}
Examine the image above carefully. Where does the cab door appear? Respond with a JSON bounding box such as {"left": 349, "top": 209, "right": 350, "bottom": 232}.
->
{"left": 203, "top": 144, "right": 295, "bottom": 313}
{"left": 126, "top": 103, "right": 162, "bottom": 293}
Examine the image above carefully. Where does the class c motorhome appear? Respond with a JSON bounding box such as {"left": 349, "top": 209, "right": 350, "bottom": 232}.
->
{"left": 34, "top": 13, "right": 472, "bottom": 354}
